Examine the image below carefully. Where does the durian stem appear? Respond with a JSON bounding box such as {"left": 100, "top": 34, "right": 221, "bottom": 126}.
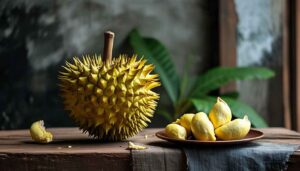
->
{"left": 103, "top": 31, "right": 115, "bottom": 64}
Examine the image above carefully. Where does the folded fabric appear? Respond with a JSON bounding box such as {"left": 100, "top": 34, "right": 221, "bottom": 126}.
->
{"left": 183, "top": 142, "right": 299, "bottom": 171}
{"left": 132, "top": 145, "right": 185, "bottom": 171}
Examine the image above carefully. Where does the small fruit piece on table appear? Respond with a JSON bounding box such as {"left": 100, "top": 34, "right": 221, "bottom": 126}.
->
{"left": 215, "top": 115, "right": 251, "bottom": 140}
{"left": 191, "top": 112, "right": 216, "bottom": 141}
{"left": 209, "top": 97, "right": 232, "bottom": 128}
{"left": 165, "top": 123, "right": 187, "bottom": 140}
{"left": 128, "top": 142, "right": 147, "bottom": 150}
{"left": 179, "top": 113, "right": 195, "bottom": 135}
{"left": 30, "top": 120, "right": 53, "bottom": 143}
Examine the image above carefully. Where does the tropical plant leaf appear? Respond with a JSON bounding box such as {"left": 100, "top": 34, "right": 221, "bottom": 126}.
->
{"left": 191, "top": 67, "right": 275, "bottom": 97}
{"left": 190, "top": 96, "right": 268, "bottom": 128}
{"left": 179, "top": 55, "right": 196, "bottom": 101}
{"left": 222, "top": 97, "right": 268, "bottom": 128}
{"left": 190, "top": 97, "right": 214, "bottom": 114}
{"left": 221, "top": 91, "right": 239, "bottom": 99}
{"left": 129, "top": 29, "right": 179, "bottom": 103}
{"left": 179, "top": 59, "right": 189, "bottom": 101}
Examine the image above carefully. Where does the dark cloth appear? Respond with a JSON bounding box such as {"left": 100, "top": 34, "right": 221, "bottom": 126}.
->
{"left": 183, "top": 142, "right": 299, "bottom": 171}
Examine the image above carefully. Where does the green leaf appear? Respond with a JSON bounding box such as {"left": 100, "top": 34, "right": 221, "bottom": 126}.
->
{"left": 190, "top": 96, "right": 268, "bottom": 128}
{"left": 191, "top": 67, "right": 275, "bottom": 97}
{"left": 179, "top": 55, "right": 195, "bottom": 101}
{"left": 179, "top": 61, "right": 189, "bottom": 101}
{"left": 222, "top": 97, "right": 268, "bottom": 128}
{"left": 129, "top": 29, "right": 179, "bottom": 104}
{"left": 190, "top": 97, "right": 214, "bottom": 114}
{"left": 221, "top": 91, "right": 239, "bottom": 99}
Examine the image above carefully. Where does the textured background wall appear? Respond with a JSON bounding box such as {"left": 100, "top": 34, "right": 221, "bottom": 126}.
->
{"left": 0, "top": 0, "right": 284, "bottom": 129}
{"left": 235, "top": 0, "right": 284, "bottom": 126}
{"left": 0, "top": 0, "right": 216, "bottom": 129}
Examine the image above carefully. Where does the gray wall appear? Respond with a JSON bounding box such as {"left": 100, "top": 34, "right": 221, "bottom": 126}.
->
{"left": 0, "top": 0, "right": 283, "bottom": 129}
{"left": 0, "top": 0, "right": 216, "bottom": 129}
{"left": 235, "top": 0, "right": 284, "bottom": 126}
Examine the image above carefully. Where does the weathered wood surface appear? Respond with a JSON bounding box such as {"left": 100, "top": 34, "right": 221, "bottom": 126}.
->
{"left": 219, "top": 0, "right": 237, "bottom": 93}
{"left": 0, "top": 128, "right": 299, "bottom": 171}
{"left": 0, "top": 128, "right": 130, "bottom": 171}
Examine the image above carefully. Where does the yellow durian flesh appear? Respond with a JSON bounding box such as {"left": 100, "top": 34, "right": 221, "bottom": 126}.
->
{"left": 165, "top": 123, "right": 187, "bottom": 140}
{"left": 30, "top": 120, "right": 53, "bottom": 143}
{"left": 59, "top": 55, "right": 160, "bottom": 141}
{"left": 215, "top": 115, "right": 251, "bottom": 140}
{"left": 128, "top": 142, "right": 147, "bottom": 150}
{"left": 191, "top": 112, "right": 216, "bottom": 141}
{"left": 179, "top": 113, "right": 195, "bottom": 135}
{"left": 208, "top": 97, "right": 232, "bottom": 129}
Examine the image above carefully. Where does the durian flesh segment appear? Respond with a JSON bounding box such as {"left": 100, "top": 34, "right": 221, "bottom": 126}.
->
{"left": 59, "top": 55, "right": 160, "bottom": 141}
{"left": 30, "top": 120, "right": 53, "bottom": 143}
{"left": 128, "top": 141, "right": 147, "bottom": 150}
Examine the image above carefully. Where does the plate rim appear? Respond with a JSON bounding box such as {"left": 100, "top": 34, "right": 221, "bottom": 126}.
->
{"left": 155, "top": 129, "right": 264, "bottom": 145}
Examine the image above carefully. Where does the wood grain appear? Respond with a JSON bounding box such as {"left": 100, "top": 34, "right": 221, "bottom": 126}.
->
{"left": 219, "top": 0, "right": 237, "bottom": 93}
{"left": 295, "top": 0, "right": 300, "bottom": 132}
{"left": 289, "top": 0, "right": 300, "bottom": 132}
{"left": 282, "top": 0, "right": 292, "bottom": 129}
{"left": 0, "top": 128, "right": 130, "bottom": 171}
{"left": 0, "top": 128, "right": 299, "bottom": 171}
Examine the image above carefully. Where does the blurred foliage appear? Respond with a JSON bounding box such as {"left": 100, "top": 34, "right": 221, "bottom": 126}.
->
{"left": 129, "top": 29, "right": 275, "bottom": 127}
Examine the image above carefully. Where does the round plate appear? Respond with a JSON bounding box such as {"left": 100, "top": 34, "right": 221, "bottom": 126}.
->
{"left": 155, "top": 129, "right": 264, "bottom": 146}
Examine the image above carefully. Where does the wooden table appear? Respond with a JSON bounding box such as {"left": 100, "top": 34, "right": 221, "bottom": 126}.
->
{"left": 0, "top": 128, "right": 299, "bottom": 171}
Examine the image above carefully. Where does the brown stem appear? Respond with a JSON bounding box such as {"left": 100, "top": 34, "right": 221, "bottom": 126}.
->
{"left": 103, "top": 31, "right": 115, "bottom": 64}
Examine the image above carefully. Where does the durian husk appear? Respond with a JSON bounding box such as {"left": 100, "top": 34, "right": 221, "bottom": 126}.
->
{"left": 59, "top": 55, "right": 160, "bottom": 141}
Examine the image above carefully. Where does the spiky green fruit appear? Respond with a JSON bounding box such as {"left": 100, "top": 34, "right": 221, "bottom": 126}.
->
{"left": 59, "top": 55, "right": 160, "bottom": 141}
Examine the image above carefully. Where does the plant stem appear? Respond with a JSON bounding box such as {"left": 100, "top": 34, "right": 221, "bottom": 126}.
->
{"left": 103, "top": 31, "right": 114, "bottom": 64}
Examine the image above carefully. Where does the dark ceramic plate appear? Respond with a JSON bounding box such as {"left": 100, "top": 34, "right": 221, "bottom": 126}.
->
{"left": 156, "top": 129, "right": 264, "bottom": 146}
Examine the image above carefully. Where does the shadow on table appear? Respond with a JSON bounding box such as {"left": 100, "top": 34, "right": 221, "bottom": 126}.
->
{"left": 147, "top": 141, "right": 262, "bottom": 149}
{"left": 22, "top": 139, "right": 126, "bottom": 145}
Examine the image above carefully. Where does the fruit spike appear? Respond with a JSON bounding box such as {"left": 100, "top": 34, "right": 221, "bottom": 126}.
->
{"left": 59, "top": 31, "right": 160, "bottom": 141}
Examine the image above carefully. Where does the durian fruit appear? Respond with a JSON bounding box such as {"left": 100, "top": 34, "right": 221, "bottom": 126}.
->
{"left": 59, "top": 31, "right": 160, "bottom": 141}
